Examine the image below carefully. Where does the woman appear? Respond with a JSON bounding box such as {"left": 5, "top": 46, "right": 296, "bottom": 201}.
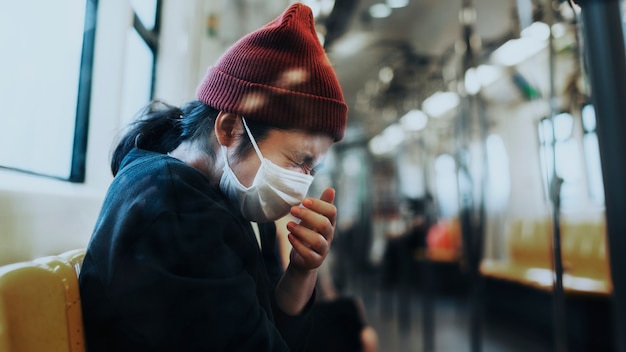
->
{"left": 276, "top": 216, "right": 380, "bottom": 352}
{"left": 78, "top": 3, "right": 347, "bottom": 351}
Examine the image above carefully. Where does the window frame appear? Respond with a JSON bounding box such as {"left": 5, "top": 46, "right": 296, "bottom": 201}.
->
{"left": 0, "top": 0, "right": 162, "bottom": 183}
{"left": 0, "top": 0, "right": 99, "bottom": 183}
{"left": 132, "top": 0, "right": 162, "bottom": 99}
{"left": 69, "top": 0, "right": 99, "bottom": 182}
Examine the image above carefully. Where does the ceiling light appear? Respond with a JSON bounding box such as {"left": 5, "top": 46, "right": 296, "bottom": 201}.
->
{"left": 400, "top": 110, "right": 428, "bottom": 131}
{"left": 551, "top": 23, "right": 566, "bottom": 38}
{"left": 491, "top": 21, "right": 549, "bottom": 67}
{"left": 386, "top": 0, "right": 409, "bottom": 9}
{"left": 320, "top": 0, "right": 336, "bottom": 16}
{"left": 330, "top": 32, "right": 372, "bottom": 58}
{"left": 369, "top": 135, "right": 394, "bottom": 156}
{"left": 369, "top": 3, "right": 392, "bottom": 18}
{"left": 464, "top": 65, "right": 502, "bottom": 94}
{"left": 379, "top": 66, "right": 394, "bottom": 84}
{"left": 368, "top": 123, "right": 405, "bottom": 156}
{"left": 476, "top": 65, "right": 501, "bottom": 86}
{"left": 460, "top": 7, "right": 477, "bottom": 25}
{"left": 297, "top": 0, "right": 335, "bottom": 17}
{"left": 464, "top": 68, "right": 481, "bottom": 95}
{"left": 490, "top": 37, "right": 547, "bottom": 66}
{"left": 422, "top": 91, "right": 460, "bottom": 118}
{"left": 521, "top": 21, "right": 550, "bottom": 41}
{"left": 382, "top": 123, "right": 405, "bottom": 145}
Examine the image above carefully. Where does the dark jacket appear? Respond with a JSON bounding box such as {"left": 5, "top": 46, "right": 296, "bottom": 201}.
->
{"left": 79, "top": 148, "right": 313, "bottom": 351}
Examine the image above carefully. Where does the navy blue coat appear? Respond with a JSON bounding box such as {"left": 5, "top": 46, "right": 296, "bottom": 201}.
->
{"left": 79, "top": 148, "right": 313, "bottom": 351}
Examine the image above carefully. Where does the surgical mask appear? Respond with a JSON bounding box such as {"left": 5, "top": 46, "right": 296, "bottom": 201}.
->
{"left": 219, "top": 117, "right": 315, "bottom": 222}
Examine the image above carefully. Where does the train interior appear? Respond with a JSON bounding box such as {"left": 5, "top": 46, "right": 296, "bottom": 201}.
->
{"left": 1, "top": 0, "right": 626, "bottom": 351}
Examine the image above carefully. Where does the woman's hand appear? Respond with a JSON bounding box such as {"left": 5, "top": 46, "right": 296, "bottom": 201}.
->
{"left": 286, "top": 188, "right": 336, "bottom": 272}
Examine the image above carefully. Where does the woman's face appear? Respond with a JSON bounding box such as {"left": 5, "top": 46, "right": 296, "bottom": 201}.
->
{"left": 230, "top": 128, "right": 334, "bottom": 188}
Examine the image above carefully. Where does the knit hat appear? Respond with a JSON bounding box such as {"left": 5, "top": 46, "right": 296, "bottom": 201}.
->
{"left": 196, "top": 2, "right": 348, "bottom": 141}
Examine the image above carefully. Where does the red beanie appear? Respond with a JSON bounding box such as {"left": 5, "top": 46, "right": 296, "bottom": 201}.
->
{"left": 196, "top": 2, "right": 348, "bottom": 141}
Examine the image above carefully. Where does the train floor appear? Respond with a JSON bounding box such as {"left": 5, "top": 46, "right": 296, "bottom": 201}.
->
{"left": 336, "top": 263, "right": 554, "bottom": 352}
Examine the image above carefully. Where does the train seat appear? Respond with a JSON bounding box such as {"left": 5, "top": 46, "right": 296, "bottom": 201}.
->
{"left": 509, "top": 219, "right": 552, "bottom": 269}
{"left": 560, "top": 221, "right": 611, "bottom": 295}
{"left": 481, "top": 219, "right": 611, "bottom": 296}
{"left": 0, "top": 249, "right": 86, "bottom": 352}
{"left": 59, "top": 249, "right": 87, "bottom": 276}
{"left": 481, "top": 218, "right": 553, "bottom": 290}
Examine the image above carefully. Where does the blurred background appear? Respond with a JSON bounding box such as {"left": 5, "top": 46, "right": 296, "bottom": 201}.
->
{"left": 1, "top": 0, "right": 625, "bottom": 351}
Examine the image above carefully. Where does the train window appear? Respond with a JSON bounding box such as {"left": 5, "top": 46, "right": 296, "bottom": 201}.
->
{"left": 581, "top": 104, "right": 605, "bottom": 205}
{"left": 122, "top": 0, "right": 161, "bottom": 126}
{"left": 538, "top": 114, "right": 586, "bottom": 208}
{"left": 538, "top": 118, "right": 555, "bottom": 194}
{"left": 435, "top": 154, "right": 459, "bottom": 218}
{"left": 553, "top": 112, "right": 574, "bottom": 141}
{"left": 131, "top": 0, "right": 158, "bottom": 30}
{"left": 581, "top": 104, "right": 596, "bottom": 131}
{"left": 486, "top": 134, "right": 510, "bottom": 208}
{"left": 120, "top": 29, "right": 155, "bottom": 127}
{"left": 0, "top": 0, "right": 97, "bottom": 182}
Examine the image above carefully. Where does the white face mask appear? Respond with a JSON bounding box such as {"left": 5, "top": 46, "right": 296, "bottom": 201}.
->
{"left": 219, "top": 117, "right": 315, "bottom": 222}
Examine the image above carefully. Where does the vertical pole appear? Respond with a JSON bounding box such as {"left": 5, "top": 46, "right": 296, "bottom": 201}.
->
{"left": 419, "top": 137, "right": 435, "bottom": 352}
{"left": 421, "top": 256, "right": 435, "bottom": 352}
{"left": 543, "top": 1, "right": 568, "bottom": 350}
{"left": 458, "top": 1, "right": 486, "bottom": 351}
{"left": 576, "top": 1, "right": 626, "bottom": 351}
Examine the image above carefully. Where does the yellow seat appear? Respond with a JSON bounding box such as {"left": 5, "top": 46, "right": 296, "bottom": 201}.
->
{"left": 0, "top": 290, "right": 10, "bottom": 351}
{"left": 560, "top": 222, "right": 611, "bottom": 295}
{"left": 59, "top": 249, "right": 86, "bottom": 276}
{"left": 507, "top": 219, "right": 552, "bottom": 269}
{"left": 34, "top": 255, "right": 86, "bottom": 352}
{"left": 482, "top": 218, "right": 611, "bottom": 296}
{"left": 482, "top": 218, "right": 554, "bottom": 290}
{"left": 0, "top": 249, "right": 86, "bottom": 352}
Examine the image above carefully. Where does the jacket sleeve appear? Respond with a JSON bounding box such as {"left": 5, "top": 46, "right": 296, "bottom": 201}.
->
{"left": 80, "top": 159, "right": 310, "bottom": 351}
{"left": 259, "top": 221, "right": 316, "bottom": 350}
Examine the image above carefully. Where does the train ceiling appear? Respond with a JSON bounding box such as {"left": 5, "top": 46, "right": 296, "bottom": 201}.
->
{"left": 319, "top": 0, "right": 517, "bottom": 143}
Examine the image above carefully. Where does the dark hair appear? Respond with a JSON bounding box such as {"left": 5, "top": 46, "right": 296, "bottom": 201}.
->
{"left": 111, "top": 100, "right": 275, "bottom": 176}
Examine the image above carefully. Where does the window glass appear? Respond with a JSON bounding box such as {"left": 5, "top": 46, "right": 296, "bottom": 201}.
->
{"left": 583, "top": 133, "right": 605, "bottom": 204}
{"left": 130, "top": 0, "right": 158, "bottom": 29}
{"left": 537, "top": 115, "right": 585, "bottom": 207}
{"left": 538, "top": 118, "right": 554, "bottom": 144}
{"left": 435, "top": 154, "right": 459, "bottom": 218}
{"left": 555, "top": 140, "right": 584, "bottom": 205}
{"left": 486, "top": 134, "right": 510, "bottom": 208}
{"left": 538, "top": 118, "right": 555, "bottom": 198}
{"left": 580, "top": 104, "right": 605, "bottom": 205}
{"left": 581, "top": 104, "right": 596, "bottom": 132}
{"left": 553, "top": 112, "right": 573, "bottom": 142}
{"left": 0, "top": 0, "right": 93, "bottom": 180}
{"left": 120, "top": 29, "right": 155, "bottom": 127}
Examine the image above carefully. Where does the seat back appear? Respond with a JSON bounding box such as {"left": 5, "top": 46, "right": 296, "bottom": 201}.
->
{"left": 0, "top": 262, "right": 70, "bottom": 352}
{"left": 35, "top": 255, "right": 86, "bottom": 352}
{"left": 561, "top": 221, "right": 610, "bottom": 280}
{"left": 0, "top": 249, "right": 86, "bottom": 352}
{"left": 508, "top": 218, "right": 552, "bottom": 269}
{"left": 59, "top": 249, "right": 86, "bottom": 277}
{"left": 0, "top": 290, "right": 10, "bottom": 351}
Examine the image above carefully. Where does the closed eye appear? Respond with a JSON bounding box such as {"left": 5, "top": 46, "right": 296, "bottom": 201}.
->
{"left": 293, "top": 161, "right": 315, "bottom": 175}
{"left": 310, "top": 163, "right": 324, "bottom": 176}
{"left": 288, "top": 151, "right": 323, "bottom": 176}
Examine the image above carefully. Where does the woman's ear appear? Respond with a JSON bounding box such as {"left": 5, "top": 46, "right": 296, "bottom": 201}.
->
{"left": 214, "top": 112, "right": 243, "bottom": 147}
